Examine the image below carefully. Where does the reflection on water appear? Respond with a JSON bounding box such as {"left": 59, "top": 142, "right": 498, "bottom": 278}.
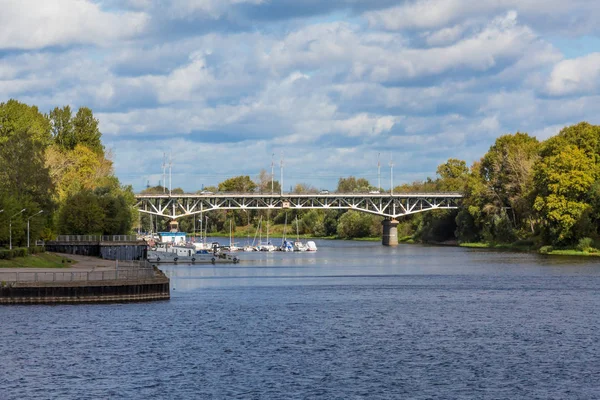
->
{"left": 1, "top": 240, "right": 600, "bottom": 399}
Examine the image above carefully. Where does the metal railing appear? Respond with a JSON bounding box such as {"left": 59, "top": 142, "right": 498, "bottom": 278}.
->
{"left": 55, "top": 235, "right": 139, "bottom": 242}
{"left": 0, "top": 261, "right": 156, "bottom": 284}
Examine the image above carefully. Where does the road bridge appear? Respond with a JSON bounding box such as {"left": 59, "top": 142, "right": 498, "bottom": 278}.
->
{"left": 134, "top": 192, "right": 463, "bottom": 246}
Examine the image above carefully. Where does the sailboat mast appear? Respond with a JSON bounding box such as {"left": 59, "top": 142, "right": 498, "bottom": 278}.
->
{"left": 282, "top": 213, "right": 287, "bottom": 246}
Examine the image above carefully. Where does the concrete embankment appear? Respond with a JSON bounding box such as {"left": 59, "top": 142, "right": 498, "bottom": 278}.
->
{"left": 0, "top": 254, "right": 169, "bottom": 305}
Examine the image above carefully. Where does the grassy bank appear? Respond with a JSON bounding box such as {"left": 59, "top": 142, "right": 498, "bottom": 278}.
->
{"left": 545, "top": 249, "right": 600, "bottom": 257}
{"left": 459, "top": 242, "right": 600, "bottom": 257}
{"left": 459, "top": 242, "right": 534, "bottom": 251}
{"left": 0, "top": 252, "right": 75, "bottom": 268}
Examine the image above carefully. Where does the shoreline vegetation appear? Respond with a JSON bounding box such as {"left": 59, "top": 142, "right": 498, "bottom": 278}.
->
{"left": 3, "top": 100, "right": 600, "bottom": 262}
{"left": 194, "top": 224, "right": 600, "bottom": 257}
{"left": 147, "top": 122, "right": 600, "bottom": 261}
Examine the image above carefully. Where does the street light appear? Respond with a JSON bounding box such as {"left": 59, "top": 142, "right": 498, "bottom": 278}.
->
{"left": 389, "top": 154, "right": 394, "bottom": 195}
{"left": 27, "top": 210, "right": 44, "bottom": 248}
{"left": 377, "top": 153, "right": 381, "bottom": 192}
{"left": 9, "top": 208, "right": 26, "bottom": 250}
{"left": 280, "top": 154, "right": 284, "bottom": 195}
{"left": 271, "top": 153, "right": 275, "bottom": 195}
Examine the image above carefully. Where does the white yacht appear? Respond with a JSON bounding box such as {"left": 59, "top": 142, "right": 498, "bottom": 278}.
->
{"left": 306, "top": 241, "right": 318, "bottom": 251}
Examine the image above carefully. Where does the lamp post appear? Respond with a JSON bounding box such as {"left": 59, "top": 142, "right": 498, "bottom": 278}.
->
{"left": 280, "top": 154, "right": 284, "bottom": 195}
{"left": 271, "top": 153, "right": 274, "bottom": 195}
{"left": 389, "top": 155, "right": 394, "bottom": 195}
{"left": 9, "top": 208, "right": 26, "bottom": 250}
{"left": 377, "top": 153, "right": 381, "bottom": 192}
{"left": 27, "top": 210, "right": 44, "bottom": 248}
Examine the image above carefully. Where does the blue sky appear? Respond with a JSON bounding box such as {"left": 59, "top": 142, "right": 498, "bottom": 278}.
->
{"left": 1, "top": 0, "right": 599, "bottom": 192}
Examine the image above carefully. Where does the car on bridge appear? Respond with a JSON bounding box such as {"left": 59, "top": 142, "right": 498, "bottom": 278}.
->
{"left": 319, "top": 190, "right": 330, "bottom": 194}
{"left": 199, "top": 190, "right": 213, "bottom": 195}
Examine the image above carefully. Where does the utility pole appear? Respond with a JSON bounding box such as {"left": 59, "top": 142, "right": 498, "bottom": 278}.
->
{"left": 377, "top": 153, "right": 381, "bottom": 192}
{"left": 162, "top": 153, "right": 166, "bottom": 193}
{"left": 169, "top": 153, "right": 173, "bottom": 196}
{"left": 27, "top": 210, "right": 44, "bottom": 248}
{"left": 280, "top": 154, "right": 284, "bottom": 195}
{"left": 389, "top": 153, "right": 394, "bottom": 195}
{"left": 271, "top": 153, "right": 274, "bottom": 194}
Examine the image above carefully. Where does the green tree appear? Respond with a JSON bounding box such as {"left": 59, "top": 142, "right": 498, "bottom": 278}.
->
{"left": 336, "top": 211, "right": 376, "bottom": 238}
{"left": 0, "top": 99, "right": 51, "bottom": 147}
{"left": 436, "top": 158, "right": 469, "bottom": 191}
{"left": 337, "top": 176, "right": 372, "bottom": 193}
{"left": 256, "top": 169, "right": 281, "bottom": 193}
{"left": 294, "top": 183, "right": 317, "bottom": 193}
{"left": 72, "top": 107, "right": 104, "bottom": 155}
{"left": 141, "top": 185, "right": 167, "bottom": 194}
{"left": 0, "top": 101, "right": 54, "bottom": 224}
{"left": 58, "top": 190, "right": 105, "bottom": 234}
{"left": 480, "top": 133, "right": 539, "bottom": 232}
{"left": 49, "top": 106, "right": 75, "bottom": 151}
{"left": 219, "top": 175, "right": 257, "bottom": 192}
{"left": 534, "top": 145, "right": 596, "bottom": 244}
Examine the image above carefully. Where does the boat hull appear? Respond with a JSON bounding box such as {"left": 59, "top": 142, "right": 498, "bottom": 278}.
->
{"left": 147, "top": 251, "right": 240, "bottom": 264}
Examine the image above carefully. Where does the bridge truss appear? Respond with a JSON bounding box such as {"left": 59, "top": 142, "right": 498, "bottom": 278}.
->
{"left": 134, "top": 193, "right": 463, "bottom": 220}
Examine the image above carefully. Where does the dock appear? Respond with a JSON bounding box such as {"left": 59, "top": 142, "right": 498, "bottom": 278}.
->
{"left": 0, "top": 254, "right": 170, "bottom": 304}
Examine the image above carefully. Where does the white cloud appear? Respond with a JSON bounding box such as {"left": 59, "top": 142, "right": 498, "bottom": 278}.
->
{"left": 2, "top": 1, "right": 600, "bottom": 191}
{"left": 0, "top": 0, "right": 148, "bottom": 49}
{"left": 259, "top": 12, "right": 551, "bottom": 86}
{"left": 365, "top": 0, "right": 600, "bottom": 35}
{"left": 422, "top": 23, "right": 469, "bottom": 47}
{"left": 165, "top": 0, "right": 265, "bottom": 20}
{"left": 546, "top": 53, "right": 600, "bottom": 97}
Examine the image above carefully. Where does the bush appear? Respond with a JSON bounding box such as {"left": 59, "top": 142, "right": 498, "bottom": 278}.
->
{"left": 0, "top": 247, "right": 41, "bottom": 260}
{"left": 28, "top": 245, "right": 45, "bottom": 255}
{"left": 539, "top": 245, "right": 553, "bottom": 254}
{"left": 576, "top": 237, "right": 594, "bottom": 252}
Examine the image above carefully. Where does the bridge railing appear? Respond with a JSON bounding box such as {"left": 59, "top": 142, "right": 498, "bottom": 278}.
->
{"left": 55, "top": 235, "right": 138, "bottom": 242}
{"left": 135, "top": 191, "right": 463, "bottom": 197}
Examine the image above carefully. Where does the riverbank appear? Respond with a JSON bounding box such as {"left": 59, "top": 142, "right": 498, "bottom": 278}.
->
{"left": 193, "top": 225, "right": 600, "bottom": 258}
{"left": 456, "top": 242, "right": 600, "bottom": 257}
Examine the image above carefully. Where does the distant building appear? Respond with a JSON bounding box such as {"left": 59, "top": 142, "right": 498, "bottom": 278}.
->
{"left": 159, "top": 232, "right": 186, "bottom": 244}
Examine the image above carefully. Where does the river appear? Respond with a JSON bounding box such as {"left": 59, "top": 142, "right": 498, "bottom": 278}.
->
{"left": 1, "top": 240, "right": 599, "bottom": 399}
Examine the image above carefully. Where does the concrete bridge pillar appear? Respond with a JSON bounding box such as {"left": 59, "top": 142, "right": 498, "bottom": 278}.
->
{"left": 382, "top": 219, "right": 399, "bottom": 246}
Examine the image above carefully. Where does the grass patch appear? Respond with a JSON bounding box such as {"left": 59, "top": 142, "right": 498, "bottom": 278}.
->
{"left": 398, "top": 235, "right": 414, "bottom": 243}
{"left": 459, "top": 242, "right": 491, "bottom": 248}
{"left": 459, "top": 242, "right": 537, "bottom": 251}
{"left": 547, "top": 249, "right": 600, "bottom": 257}
{"left": 0, "top": 252, "right": 75, "bottom": 268}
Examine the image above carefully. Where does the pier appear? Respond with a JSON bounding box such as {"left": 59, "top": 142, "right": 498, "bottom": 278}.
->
{"left": 0, "top": 254, "right": 169, "bottom": 304}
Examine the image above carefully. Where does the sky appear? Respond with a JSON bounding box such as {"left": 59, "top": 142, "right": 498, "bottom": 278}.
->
{"left": 1, "top": 0, "right": 600, "bottom": 192}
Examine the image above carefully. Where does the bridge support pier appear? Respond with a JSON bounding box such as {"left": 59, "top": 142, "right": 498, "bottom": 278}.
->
{"left": 382, "top": 219, "right": 399, "bottom": 246}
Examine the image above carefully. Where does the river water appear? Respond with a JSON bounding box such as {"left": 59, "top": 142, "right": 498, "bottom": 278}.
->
{"left": 1, "top": 240, "right": 600, "bottom": 399}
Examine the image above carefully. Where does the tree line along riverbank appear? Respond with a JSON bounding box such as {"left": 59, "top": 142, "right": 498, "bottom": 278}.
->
{"left": 178, "top": 122, "right": 600, "bottom": 257}
{"left": 2, "top": 99, "right": 600, "bottom": 257}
